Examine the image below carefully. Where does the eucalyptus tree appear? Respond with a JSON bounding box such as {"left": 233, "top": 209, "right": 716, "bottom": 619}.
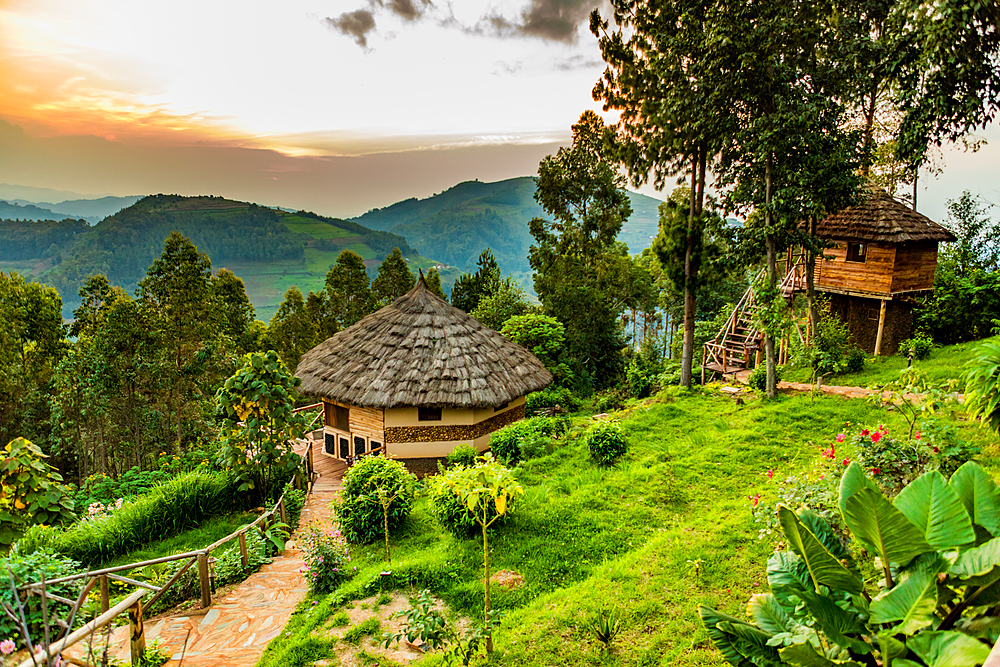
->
{"left": 591, "top": 0, "right": 738, "bottom": 387}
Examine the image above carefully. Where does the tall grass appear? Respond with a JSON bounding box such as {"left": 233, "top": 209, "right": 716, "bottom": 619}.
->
{"left": 19, "top": 472, "right": 244, "bottom": 566}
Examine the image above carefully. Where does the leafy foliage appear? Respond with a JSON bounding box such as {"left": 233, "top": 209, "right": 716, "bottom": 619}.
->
{"left": 964, "top": 340, "right": 1000, "bottom": 435}
{"left": 0, "top": 548, "right": 83, "bottom": 640}
{"left": 524, "top": 387, "right": 581, "bottom": 414}
{"left": 900, "top": 334, "right": 935, "bottom": 361}
{"left": 451, "top": 249, "right": 502, "bottom": 313}
{"left": 334, "top": 457, "right": 416, "bottom": 544}
{"left": 216, "top": 350, "right": 306, "bottom": 499}
{"left": 585, "top": 420, "right": 628, "bottom": 467}
{"left": 0, "top": 438, "right": 75, "bottom": 550}
{"left": 470, "top": 277, "right": 531, "bottom": 331}
{"left": 444, "top": 444, "right": 478, "bottom": 470}
{"left": 747, "top": 365, "right": 781, "bottom": 394}
{"left": 371, "top": 247, "right": 416, "bottom": 307}
{"left": 382, "top": 589, "right": 450, "bottom": 650}
{"left": 869, "top": 367, "right": 958, "bottom": 439}
{"left": 501, "top": 314, "right": 574, "bottom": 387}
{"left": 703, "top": 461, "right": 1000, "bottom": 667}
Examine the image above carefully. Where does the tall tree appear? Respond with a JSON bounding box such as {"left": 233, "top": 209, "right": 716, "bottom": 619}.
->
{"left": 450, "top": 249, "right": 502, "bottom": 313}
{"left": 325, "top": 249, "right": 375, "bottom": 328}
{"left": 423, "top": 267, "right": 447, "bottom": 300}
{"left": 138, "top": 232, "right": 222, "bottom": 450}
{"left": 212, "top": 268, "right": 258, "bottom": 355}
{"left": 371, "top": 247, "right": 416, "bottom": 307}
{"left": 265, "top": 287, "right": 321, "bottom": 371}
{"left": 592, "top": 1, "right": 735, "bottom": 387}
{"left": 529, "top": 111, "right": 634, "bottom": 389}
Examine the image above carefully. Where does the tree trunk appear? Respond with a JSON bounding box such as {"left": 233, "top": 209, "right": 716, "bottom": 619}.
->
{"left": 806, "top": 215, "right": 819, "bottom": 337}
{"left": 764, "top": 153, "right": 778, "bottom": 399}
{"left": 483, "top": 518, "right": 493, "bottom": 653}
{"left": 912, "top": 167, "right": 918, "bottom": 211}
{"left": 679, "top": 154, "right": 699, "bottom": 388}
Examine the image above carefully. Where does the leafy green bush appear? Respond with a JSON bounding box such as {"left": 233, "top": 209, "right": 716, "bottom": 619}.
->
{"left": 19, "top": 471, "right": 241, "bottom": 564}
{"left": 845, "top": 347, "right": 866, "bottom": 373}
{"left": 701, "top": 461, "right": 1000, "bottom": 667}
{"left": 489, "top": 416, "right": 567, "bottom": 467}
{"left": 299, "top": 525, "right": 355, "bottom": 594}
{"left": 334, "top": 457, "right": 416, "bottom": 544}
{"left": 0, "top": 438, "right": 76, "bottom": 550}
{"left": 900, "top": 333, "right": 935, "bottom": 360}
{"left": 444, "top": 444, "right": 478, "bottom": 469}
{"left": 525, "top": 387, "right": 582, "bottom": 413}
{"left": 428, "top": 465, "right": 502, "bottom": 537}
{"left": 746, "top": 364, "right": 782, "bottom": 392}
{"left": 585, "top": 420, "right": 627, "bottom": 467}
{"left": 282, "top": 481, "right": 306, "bottom": 528}
{"left": 0, "top": 549, "right": 83, "bottom": 640}
{"left": 593, "top": 390, "right": 625, "bottom": 413}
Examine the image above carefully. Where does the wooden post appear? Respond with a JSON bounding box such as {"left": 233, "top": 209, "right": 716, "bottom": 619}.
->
{"left": 128, "top": 598, "right": 145, "bottom": 666}
{"left": 197, "top": 553, "right": 212, "bottom": 608}
{"left": 701, "top": 346, "right": 707, "bottom": 385}
{"left": 279, "top": 497, "right": 287, "bottom": 525}
{"left": 874, "top": 299, "right": 888, "bottom": 356}
{"left": 239, "top": 531, "right": 249, "bottom": 569}
{"left": 99, "top": 575, "right": 110, "bottom": 614}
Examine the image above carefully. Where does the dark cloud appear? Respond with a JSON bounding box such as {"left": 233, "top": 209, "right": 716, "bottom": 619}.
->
{"left": 476, "top": 0, "right": 597, "bottom": 43}
{"left": 387, "top": 0, "right": 429, "bottom": 21}
{"left": 325, "top": 10, "right": 377, "bottom": 49}
{"left": 553, "top": 54, "right": 600, "bottom": 71}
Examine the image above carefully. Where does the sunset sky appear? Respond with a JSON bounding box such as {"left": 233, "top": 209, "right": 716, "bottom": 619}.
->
{"left": 1, "top": 0, "right": 998, "bottom": 222}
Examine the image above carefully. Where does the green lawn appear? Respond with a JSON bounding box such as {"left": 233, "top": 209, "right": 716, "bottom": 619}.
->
{"left": 256, "top": 389, "right": 1000, "bottom": 667}
{"left": 783, "top": 335, "right": 1000, "bottom": 387}
{"left": 281, "top": 215, "right": 358, "bottom": 239}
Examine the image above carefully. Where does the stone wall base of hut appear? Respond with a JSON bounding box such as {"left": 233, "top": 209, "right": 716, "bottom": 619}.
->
{"left": 394, "top": 457, "right": 446, "bottom": 478}
{"left": 826, "top": 293, "right": 914, "bottom": 355}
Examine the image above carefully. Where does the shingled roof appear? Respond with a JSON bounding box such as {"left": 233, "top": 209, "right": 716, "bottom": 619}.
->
{"left": 295, "top": 276, "right": 553, "bottom": 409}
{"left": 815, "top": 189, "right": 956, "bottom": 243}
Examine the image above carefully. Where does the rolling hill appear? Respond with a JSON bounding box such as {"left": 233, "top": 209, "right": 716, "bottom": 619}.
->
{"left": 1, "top": 195, "right": 458, "bottom": 321}
{"left": 351, "top": 176, "right": 666, "bottom": 282}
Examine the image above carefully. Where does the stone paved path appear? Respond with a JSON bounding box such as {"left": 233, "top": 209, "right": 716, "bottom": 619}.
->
{"left": 731, "top": 369, "right": 956, "bottom": 402}
{"left": 70, "top": 487, "right": 339, "bottom": 667}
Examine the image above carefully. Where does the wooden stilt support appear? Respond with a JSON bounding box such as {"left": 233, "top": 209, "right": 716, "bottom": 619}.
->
{"left": 128, "top": 599, "right": 145, "bottom": 666}
{"left": 874, "top": 299, "right": 888, "bottom": 356}
{"left": 239, "top": 531, "right": 249, "bottom": 569}
{"left": 279, "top": 497, "right": 287, "bottom": 525}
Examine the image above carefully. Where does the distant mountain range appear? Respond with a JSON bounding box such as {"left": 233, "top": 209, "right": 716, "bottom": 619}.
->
{"left": 351, "top": 176, "right": 664, "bottom": 280}
{"left": 0, "top": 195, "right": 142, "bottom": 224}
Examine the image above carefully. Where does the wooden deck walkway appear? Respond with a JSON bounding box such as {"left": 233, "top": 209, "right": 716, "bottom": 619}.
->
{"left": 293, "top": 429, "right": 348, "bottom": 492}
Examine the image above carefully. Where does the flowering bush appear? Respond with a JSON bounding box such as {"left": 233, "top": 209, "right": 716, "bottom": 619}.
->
{"left": 750, "top": 469, "right": 846, "bottom": 547}
{"left": 299, "top": 525, "right": 355, "bottom": 594}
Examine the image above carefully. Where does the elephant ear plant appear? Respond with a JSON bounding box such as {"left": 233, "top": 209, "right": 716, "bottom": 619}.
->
{"left": 700, "top": 461, "right": 1000, "bottom": 667}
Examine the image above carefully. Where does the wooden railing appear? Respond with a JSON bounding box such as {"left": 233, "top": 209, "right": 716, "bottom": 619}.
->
{"left": 16, "top": 481, "right": 298, "bottom": 666}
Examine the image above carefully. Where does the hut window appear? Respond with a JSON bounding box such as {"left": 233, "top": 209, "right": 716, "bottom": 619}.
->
{"left": 329, "top": 404, "right": 349, "bottom": 432}
{"left": 369, "top": 441, "right": 382, "bottom": 454}
{"left": 846, "top": 243, "right": 867, "bottom": 263}
{"left": 339, "top": 436, "right": 350, "bottom": 459}
{"left": 418, "top": 407, "right": 442, "bottom": 421}
{"left": 354, "top": 436, "right": 366, "bottom": 457}
{"left": 324, "top": 432, "right": 336, "bottom": 455}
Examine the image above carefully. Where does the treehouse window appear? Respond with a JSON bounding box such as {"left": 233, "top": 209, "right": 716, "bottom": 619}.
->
{"left": 330, "top": 404, "right": 349, "bottom": 431}
{"left": 846, "top": 242, "right": 867, "bottom": 263}
{"left": 418, "top": 407, "right": 442, "bottom": 421}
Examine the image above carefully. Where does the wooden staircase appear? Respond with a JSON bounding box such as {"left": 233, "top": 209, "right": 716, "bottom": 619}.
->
{"left": 701, "top": 251, "right": 808, "bottom": 383}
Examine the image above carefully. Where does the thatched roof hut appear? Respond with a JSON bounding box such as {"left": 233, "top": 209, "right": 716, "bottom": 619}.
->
{"left": 297, "top": 276, "right": 552, "bottom": 408}
{"left": 815, "top": 189, "right": 956, "bottom": 244}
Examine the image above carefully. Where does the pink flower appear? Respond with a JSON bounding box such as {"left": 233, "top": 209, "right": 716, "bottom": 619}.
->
{"left": 767, "top": 469, "right": 773, "bottom": 479}
{"left": 915, "top": 432, "right": 922, "bottom": 440}
{"left": 836, "top": 433, "right": 845, "bottom": 443}
{"left": 872, "top": 467, "right": 881, "bottom": 475}
{"left": 842, "top": 459, "right": 850, "bottom": 466}
{"left": 749, "top": 493, "right": 761, "bottom": 508}
{"left": 933, "top": 446, "right": 939, "bottom": 453}
{"left": 1, "top": 639, "right": 16, "bottom": 654}
{"left": 861, "top": 429, "right": 870, "bottom": 436}
{"left": 871, "top": 432, "right": 882, "bottom": 443}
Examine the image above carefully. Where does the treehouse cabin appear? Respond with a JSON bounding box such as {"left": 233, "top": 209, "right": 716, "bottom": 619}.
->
{"left": 295, "top": 275, "right": 552, "bottom": 475}
{"left": 703, "top": 190, "right": 955, "bottom": 381}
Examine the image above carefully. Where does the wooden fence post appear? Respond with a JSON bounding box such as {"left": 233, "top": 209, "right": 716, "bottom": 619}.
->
{"left": 128, "top": 598, "right": 145, "bottom": 666}
{"left": 197, "top": 553, "right": 212, "bottom": 608}
{"left": 279, "top": 497, "right": 287, "bottom": 525}
{"left": 239, "top": 531, "right": 249, "bottom": 569}
{"left": 99, "top": 575, "right": 110, "bottom": 614}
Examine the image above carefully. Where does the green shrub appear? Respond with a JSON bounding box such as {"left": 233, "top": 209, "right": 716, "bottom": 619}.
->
{"left": 525, "top": 387, "right": 582, "bottom": 414}
{"left": 0, "top": 549, "right": 83, "bottom": 640}
{"left": 428, "top": 466, "right": 501, "bottom": 537}
{"left": 21, "top": 471, "right": 241, "bottom": 565}
{"left": 334, "top": 457, "right": 416, "bottom": 544}
{"left": 900, "top": 333, "right": 935, "bottom": 360}
{"left": 444, "top": 444, "right": 478, "bottom": 469}
{"left": 701, "top": 461, "right": 1000, "bottom": 667}
{"left": 746, "top": 364, "right": 781, "bottom": 392}
{"left": 585, "top": 420, "right": 628, "bottom": 467}
{"left": 282, "top": 481, "right": 306, "bottom": 528}
{"left": 489, "top": 416, "right": 567, "bottom": 467}
{"left": 214, "top": 528, "right": 268, "bottom": 587}
{"left": 845, "top": 347, "right": 866, "bottom": 373}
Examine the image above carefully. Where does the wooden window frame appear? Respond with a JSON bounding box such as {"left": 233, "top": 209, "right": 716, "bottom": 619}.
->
{"left": 846, "top": 242, "right": 867, "bottom": 263}
{"left": 418, "top": 407, "right": 442, "bottom": 421}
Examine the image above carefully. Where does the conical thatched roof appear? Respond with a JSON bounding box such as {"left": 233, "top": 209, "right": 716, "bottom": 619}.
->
{"left": 295, "top": 276, "right": 553, "bottom": 409}
{"left": 814, "top": 189, "right": 956, "bottom": 243}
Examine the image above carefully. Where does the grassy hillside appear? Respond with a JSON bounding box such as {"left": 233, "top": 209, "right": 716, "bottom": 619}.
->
{"left": 351, "top": 177, "right": 665, "bottom": 284}
{"left": 259, "top": 387, "right": 998, "bottom": 666}
{"left": 0, "top": 195, "right": 457, "bottom": 321}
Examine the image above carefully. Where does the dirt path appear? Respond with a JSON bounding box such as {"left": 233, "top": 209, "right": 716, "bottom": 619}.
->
{"left": 69, "top": 488, "right": 338, "bottom": 667}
